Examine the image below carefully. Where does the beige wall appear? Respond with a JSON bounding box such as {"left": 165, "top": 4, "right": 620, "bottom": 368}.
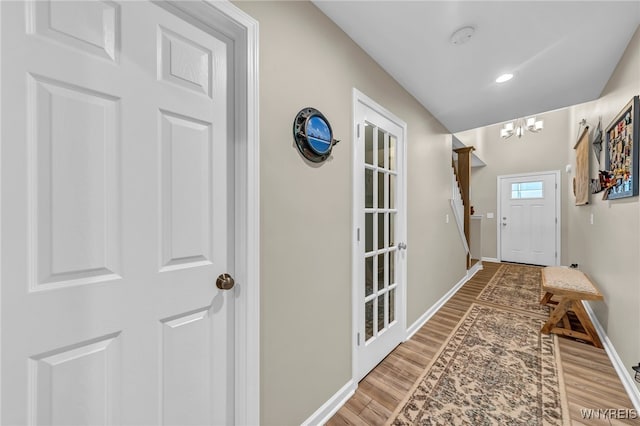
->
{"left": 457, "top": 108, "right": 571, "bottom": 264}
{"left": 233, "top": 2, "right": 467, "bottom": 424}
{"left": 565, "top": 25, "right": 640, "bottom": 392}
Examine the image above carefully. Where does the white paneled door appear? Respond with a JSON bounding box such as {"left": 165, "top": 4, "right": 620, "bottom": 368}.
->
{"left": 499, "top": 172, "right": 559, "bottom": 266}
{"left": 1, "top": 1, "right": 235, "bottom": 424}
{"left": 353, "top": 90, "right": 406, "bottom": 382}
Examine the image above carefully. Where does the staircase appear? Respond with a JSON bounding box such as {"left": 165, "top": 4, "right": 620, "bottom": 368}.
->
{"left": 451, "top": 161, "right": 470, "bottom": 257}
{"left": 451, "top": 147, "right": 475, "bottom": 268}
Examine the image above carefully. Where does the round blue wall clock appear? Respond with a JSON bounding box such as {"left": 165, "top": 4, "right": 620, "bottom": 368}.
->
{"left": 293, "top": 107, "right": 339, "bottom": 163}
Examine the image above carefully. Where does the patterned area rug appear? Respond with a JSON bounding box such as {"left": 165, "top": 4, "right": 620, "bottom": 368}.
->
{"left": 476, "top": 264, "right": 550, "bottom": 316}
{"left": 388, "top": 303, "right": 568, "bottom": 425}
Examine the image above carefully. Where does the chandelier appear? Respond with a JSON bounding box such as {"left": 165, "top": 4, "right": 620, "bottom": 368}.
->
{"left": 500, "top": 117, "right": 544, "bottom": 139}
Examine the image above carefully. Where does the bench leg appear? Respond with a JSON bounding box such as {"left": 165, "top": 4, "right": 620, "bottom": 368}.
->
{"left": 540, "top": 292, "right": 554, "bottom": 306}
{"left": 541, "top": 298, "right": 572, "bottom": 334}
{"left": 571, "top": 301, "right": 603, "bottom": 349}
{"left": 561, "top": 313, "right": 571, "bottom": 330}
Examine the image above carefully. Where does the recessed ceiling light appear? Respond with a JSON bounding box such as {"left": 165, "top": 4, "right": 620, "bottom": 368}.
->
{"left": 495, "top": 73, "right": 514, "bottom": 83}
{"left": 450, "top": 26, "right": 475, "bottom": 45}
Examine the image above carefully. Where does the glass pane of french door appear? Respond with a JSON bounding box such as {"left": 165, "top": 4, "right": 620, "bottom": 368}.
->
{"left": 363, "top": 122, "right": 398, "bottom": 343}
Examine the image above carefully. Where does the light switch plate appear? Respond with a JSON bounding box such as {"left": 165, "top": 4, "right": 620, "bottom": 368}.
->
{"left": 487, "top": 212, "right": 494, "bottom": 219}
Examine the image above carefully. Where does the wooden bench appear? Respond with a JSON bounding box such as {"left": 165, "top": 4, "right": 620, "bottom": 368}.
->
{"left": 540, "top": 266, "right": 604, "bottom": 348}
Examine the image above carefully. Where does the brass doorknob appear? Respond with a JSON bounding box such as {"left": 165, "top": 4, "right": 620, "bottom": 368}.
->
{"left": 216, "top": 273, "right": 235, "bottom": 290}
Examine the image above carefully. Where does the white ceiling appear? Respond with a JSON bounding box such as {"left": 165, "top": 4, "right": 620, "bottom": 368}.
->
{"left": 313, "top": 1, "right": 640, "bottom": 133}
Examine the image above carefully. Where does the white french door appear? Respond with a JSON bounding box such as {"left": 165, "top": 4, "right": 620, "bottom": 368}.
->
{"left": 353, "top": 90, "right": 406, "bottom": 381}
{"left": 1, "top": 1, "right": 236, "bottom": 424}
{"left": 499, "top": 172, "right": 560, "bottom": 266}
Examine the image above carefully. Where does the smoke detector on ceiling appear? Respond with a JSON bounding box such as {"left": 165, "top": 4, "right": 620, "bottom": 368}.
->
{"left": 450, "top": 26, "right": 475, "bottom": 45}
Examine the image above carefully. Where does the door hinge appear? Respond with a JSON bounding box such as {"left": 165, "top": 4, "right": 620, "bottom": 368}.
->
{"left": 357, "top": 227, "right": 360, "bottom": 242}
{"left": 357, "top": 332, "right": 361, "bottom": 346}
{"left": 555, "top": 251, "right": 558, "bottom": 258}
{"left": 555, "top": 217, "right": 558, "bottom": 224}
{"left": 357, "top": 124, "right": 360, "bottom": 138}
{"left": 555, "top": 183, "right": 558, "bottom": 189}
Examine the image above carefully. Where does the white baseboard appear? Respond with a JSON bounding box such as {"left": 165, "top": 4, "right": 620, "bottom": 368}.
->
{"left": 301, "top": 379, "right": 356, "bottom": 426}
{"left": 482, "top": 257, "right": 499, "bottom": 263}
{"left": 468, "top": 261, "right": 483, "bottom": 277}
{"left": 582, "top": 301, "right": 640, "bottom": 412}
{"left": 405, "top": 263, "right": 482, "bottom": 341}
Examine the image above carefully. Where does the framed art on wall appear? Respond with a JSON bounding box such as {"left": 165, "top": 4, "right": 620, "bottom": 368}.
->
{"left": 604, "top": 95, "right": 639, "bottom": 200}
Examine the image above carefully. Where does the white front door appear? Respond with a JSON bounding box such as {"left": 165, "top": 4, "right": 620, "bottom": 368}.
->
{"left": 353, "top": 90, "right": 406, "bottom": 381}
{"left": 1, "top": 1, "right": 234, "bottom": 424}
{"left": 499, "top": 172, "right": 559, "bottom": 266}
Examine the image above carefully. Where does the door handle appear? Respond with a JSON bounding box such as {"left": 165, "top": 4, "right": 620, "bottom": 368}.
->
{"left": 398, "top": 242, "right": 407, "bottom": 250}
{"left": 216, "top": 273, "right": 235, "bottom": 290}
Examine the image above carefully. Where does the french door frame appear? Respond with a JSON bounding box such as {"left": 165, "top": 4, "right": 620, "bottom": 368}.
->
{"left": 0, "top": 1, "right": 260, "bottom": 423}
{"left": 496, "top": 170, "right": 561, "bottom": 266}
{"left": 351, "top": 88, "right": 407, "bottom": 383}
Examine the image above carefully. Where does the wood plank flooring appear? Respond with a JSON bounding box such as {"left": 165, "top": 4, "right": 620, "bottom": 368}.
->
{"left": 327, "top": 262, "right": 637, "bottom": 425}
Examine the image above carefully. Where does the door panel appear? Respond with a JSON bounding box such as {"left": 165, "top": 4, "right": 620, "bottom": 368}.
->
{"left": 28, "top": 0, "right": 120, "bottom": 62}
{"left": 30, "top": 75, "right": 121, "bottom": 290}
{"left": 29, "top": 333, "right": 122, "bottom": 425}
{"left": 1, "top": 2, "right": 233, "bottom": 424}
{"left": 530, "top": 203, "right": 544, "bottom": 254}
{"left": 160, "top": 110, "right": 214, "bottom": 270}
{"left": 508, "top": 204, "right": 525, "bottom": 255}
{"left": 500, "top": 173, "right": 558, "bottom": 266}
{"left": 159, "top": 27, "right": 213, "bottom": 97}
{"left": 161, "top": 309, "right": 213, "bottom": 425}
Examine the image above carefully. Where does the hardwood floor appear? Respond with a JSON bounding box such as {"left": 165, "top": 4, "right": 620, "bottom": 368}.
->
{"left": 326, "top": 262, "right": 637, "bottom": 425}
